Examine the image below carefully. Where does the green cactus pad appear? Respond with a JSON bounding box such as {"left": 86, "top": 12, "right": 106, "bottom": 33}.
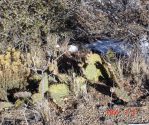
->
{"left": 48, "top": 84, "right": 70, "bottom": 107}
{"left": 83, "top": 64, "right": 102, "bottom": 82}
{"left": 31, "top": 93, "right": 43, "bottom": 104}
{"left": 15, "top": 99, "right": 25, "bottom": 108}
{"left": 74, "top": 76, "right": 87, "bottom": 96}
{"left": 86, "top": 53, "right": 102, "bottom": 64}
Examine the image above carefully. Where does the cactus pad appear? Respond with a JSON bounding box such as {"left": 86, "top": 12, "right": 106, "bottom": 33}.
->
{"left": 86, "top": 53, "right": 102, "bottom": 64}
{"left": 31, "top": 93, "right": 43, "bottom": 104}
{"left": 83, "top": 64, "right": 102, "bottom": 82}
{"left": 48, "top": 84, "right": 70, "bottom": 107}
{"left": 74, "top": 76, "right": 87, "bottom": 96}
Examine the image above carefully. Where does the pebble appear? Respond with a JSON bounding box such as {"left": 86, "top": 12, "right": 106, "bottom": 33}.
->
{"left": 68, "top": 45, "right": 78, "bottom": 53}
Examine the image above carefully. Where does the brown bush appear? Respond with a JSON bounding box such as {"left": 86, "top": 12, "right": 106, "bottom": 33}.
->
{"left": 74, "top": 0, "right": 149, "bottom": 42}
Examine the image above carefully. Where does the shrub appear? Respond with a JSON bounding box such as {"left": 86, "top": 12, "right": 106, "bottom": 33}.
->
{"left": 0, "top": 48, "right": 30, "bottom": 100}
{"left": 0, "top": 0, "right": 79, "bottom": 51}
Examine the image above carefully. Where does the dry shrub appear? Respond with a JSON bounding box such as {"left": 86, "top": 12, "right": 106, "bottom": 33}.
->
{"left": 75, "top": 4, "right": 109, "bottom": 35}
{"left": 75, "top": 0, "right": 149, "bottom": 42}
{"left": 0, "top": 0, "right": 148, "bottom": 47}
{"left": 0, "top": 0, "right": 81, "bottom": 72}
{"left": 0, "top": 48, "right": 30, "bottom": 100}
{"left": 26, "top": 44, "right": 47, "bottom": 70}
{"left": 113, "top": 51, "right": 149, "bottom": 101}
{"left": 0, "top": 0, "right": 79, "bottom": 51}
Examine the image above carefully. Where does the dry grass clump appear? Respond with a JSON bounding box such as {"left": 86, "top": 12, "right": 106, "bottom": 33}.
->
{"left": 26, "top": 44, "right": 47, "bottom": 70}
{"left": 112, "top": 51, "right": 149, "bottom": 101}
{"left": 0, "top": 48, "right": 30, "bottom": 101}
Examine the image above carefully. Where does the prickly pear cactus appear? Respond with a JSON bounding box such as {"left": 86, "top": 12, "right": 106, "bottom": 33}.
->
{"left": 48, "top": 84, "right": 70, "bottom": 107}
{"left": 74, "top": 76, "right": 87, "bottom": 96}
{"left": 31, "top": 73, "right": 49, "bottom": 103}
{"left": 0, "top": 48, "right": 30, "bottom": 100}
{"left": 82, "top": 53, "right": 115, "bottom": 83}
{"left": 31, "top": 93, "right": 43, "bottom": 104}
{"left": 86, "top": 53, "right": 102, "bottom": 64}
{"left": 82, "top": 53, "right": 106, "bottom": 82}
{"left": 83, "top": 63, "right": 102, "bottom": 82}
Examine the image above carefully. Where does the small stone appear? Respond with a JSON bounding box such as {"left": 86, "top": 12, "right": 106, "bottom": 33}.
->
{"left": 68, "top": 45, "right": 78, "bottom": 53}
{"left": 56, "top": 44, "right": 60, "bottom": 48}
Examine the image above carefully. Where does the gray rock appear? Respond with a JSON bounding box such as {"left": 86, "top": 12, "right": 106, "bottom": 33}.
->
{"left": 85, "top": 39, "right": 133, "bottom": 57}
{"left": 85, "top": 39, "right": 149, "bottom": 60}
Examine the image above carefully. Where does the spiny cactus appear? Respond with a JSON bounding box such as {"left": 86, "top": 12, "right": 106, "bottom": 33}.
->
{"left": 48, "top": 84, "right": 70, "bottom": 107}
{"left": 83, "top": 63, "right": 103, "bottom": 82}
{"left": 82, "top": 53, "right": 112, "bottom": 83}
{"left": 85, "top": 53, "right": 131, "bottom": 102}
{"left": 0, "top": 48, "right": 30, "bottom": 100}
{"left": 86, "top": 53, "right": 102, "bottom": 64}
{"left": 82, "top": 53, "right": 123, "bottom": 88}
{"left": 30, "top": 73, "right": 49, "bottom": 104}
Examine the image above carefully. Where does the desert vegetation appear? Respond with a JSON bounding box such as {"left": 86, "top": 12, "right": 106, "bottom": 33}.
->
{"left": 0, "top": 0, "right": 149, "bottom": 124}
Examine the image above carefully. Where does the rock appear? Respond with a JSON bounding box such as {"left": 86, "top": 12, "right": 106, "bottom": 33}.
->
{"left": 85, "top": 39, "right": 133, "bottom": 57}
{"left": 14, "top": 91, "right": 31, "bottom": 98}
{"left": 68, "top": 45, "right": 78, "bottom": 53}
{"left": 86, "top": 39, "right": 149, "bottom": 60}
